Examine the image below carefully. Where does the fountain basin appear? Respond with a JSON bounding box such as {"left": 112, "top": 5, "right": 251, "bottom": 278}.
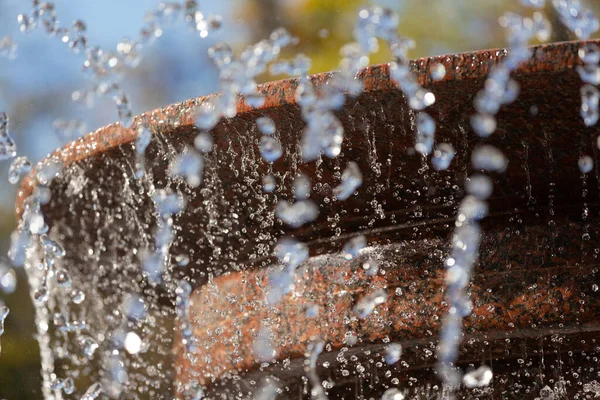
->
{"left": 17, "top": 40, "right": 600, "bottom": 398}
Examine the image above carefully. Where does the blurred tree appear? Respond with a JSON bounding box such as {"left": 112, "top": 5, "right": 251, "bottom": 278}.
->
{"left": 236, "top": 0, "right": 600, "bottom": 80}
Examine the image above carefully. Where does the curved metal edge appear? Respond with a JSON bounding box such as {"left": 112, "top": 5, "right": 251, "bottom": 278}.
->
{"left": 14, "top": 39, "right": 593, "bottom": 217}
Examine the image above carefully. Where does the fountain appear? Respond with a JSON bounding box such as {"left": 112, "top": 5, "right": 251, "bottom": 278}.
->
{"left": 2, "top": 1, "right": 600, "bottom": 399}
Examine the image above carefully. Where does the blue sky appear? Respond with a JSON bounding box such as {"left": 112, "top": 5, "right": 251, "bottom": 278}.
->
{"left": 0, "top": 1, "right": 243, "bottom": 205}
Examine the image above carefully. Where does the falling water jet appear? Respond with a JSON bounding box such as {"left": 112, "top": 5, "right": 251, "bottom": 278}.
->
{"left": 14, "top": 39, "right": 600, "bottom": 398}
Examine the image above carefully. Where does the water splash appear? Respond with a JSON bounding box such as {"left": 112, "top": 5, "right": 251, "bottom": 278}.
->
{"left": 8, "top": 156, "right": 32, "bottom": 184}
{"left": 0, "top": 112, "right": 17, "bottom": 161}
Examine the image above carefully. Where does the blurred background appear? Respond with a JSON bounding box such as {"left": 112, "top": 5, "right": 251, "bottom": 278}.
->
{"left": 0, "top": 0, "right": 597, "bottom": 398}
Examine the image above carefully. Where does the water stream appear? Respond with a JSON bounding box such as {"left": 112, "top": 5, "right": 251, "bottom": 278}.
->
{"left": 1, "top": 1, "right": 600, "bottom": 399}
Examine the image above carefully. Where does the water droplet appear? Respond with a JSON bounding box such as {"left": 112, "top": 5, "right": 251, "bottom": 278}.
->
{"left": 81, "top": 382, "right": 103, "bottom": 400}
{"left": 577, "top": 63, "right": 600, "bottom": 85}
{"left": 471, "top": 145, "right": 508, "bottom": 172}
{"left": 194, "top": 132, "right": 213, "bottom": 152}
{"left": 55, "top": 268, "right": 71, "bottom": 288}
{"left": 520, "top": 0, "right": 546, "bottom": 8}
{"left": 430, "top": 63, "right": 446, "bottom": 81}
{"left": 305, "top": 303, "right": 319, "bottom": 318}
{"left": 293, "top": 174, "right": 311, "bottom": 200}
{"left": 466, "top": 174, "right": 493, "bottom": 200}
{"left": 0, "top": 268, "right": 17, "bottom": 294}
{"left": 78, "top": 335, "right": 98, "bottom": 358}
{"left": 123, "top": 294, "right": 147, "bottom": 321}
{"left": 304, "top": 335, "right": 326, "bottom": 400}
{"left": 153, "top": 189, "right": 186, "bottom": 216}
{"left": 579, "top": 155, "right": 594, "bottom": 173}
{"left": 333, "top": 161, "right": 362, "bottom": 200}
{"left": 195, "top": 101, "right": 220, "bottom": 131}
{"left": 253, "top": 326, "right": 275, "bottom": 362}
{"left": 381, "top": 388, "right": 405, "bottom": 400}
{"left": 141, "top": 250, "right": 166, "bottom": 283}
{"left": 117, "top": 38, "right": 142, "bottom": 68}
{"left": 69, "top": 20, "right": 87, "bottom": 54}
{"left": 262, "top": 174, "right": 276, "bottom": 192}
{"left": 580, "top": 43, "right": 600, "bottom": 64}
{"left": 275, "top": 199, "right": 318, "bottom": 228}
{"left": 124, "top": 331, "right": 143, "bottom": 354}
{"left": 175, "top": 254, "right": 189, "bottom": 267}
{"left": 581, "top": 84, "right": 599, "bottom": 126}
{"left": 36, "top": 159, "right": 63, "bottom": 185}
{"left": 256, "top": 117, "right": 276, "bottom": 135}
{"left": 34, "top": 286, "right": 48, "bottom": 304}
{"left": 431, "top": 143, "right": 456, "bottom": 171}
{"left": 275, "top": 237, "right": 309, "bottom": 269}
{"left": 71, "top": 289, "right": 85, "bottom": 304}
{"left": 63, "top": 377, "right": 75, "bottom": 394}
{"left": 362, "top": 259, "right": 379, "bottom": 276}
{"left": 208, "top": 42, "right": 232, "bottom": 67}
{"left": 170, "top": 149, "right": 204, "bottom": 187}
{"left": 343, "top": 235, "right": 367, "bottom": 260}
{"left": 470, "top": 113, "right": 497, "bottom": 137}
{"left": 384, "top": 343, "right": 402, "bottom": 365}
{"left": 463, "top": 365, "right": 493, "bottom": 388}
{"left": 260, "top": 136, "right": 283, "bottom": 163}
{"left": 115, "top": 94, "right": 133, "bottom": 128}
{"left": 354, "top": 288, "right": 387, "bottom": 318}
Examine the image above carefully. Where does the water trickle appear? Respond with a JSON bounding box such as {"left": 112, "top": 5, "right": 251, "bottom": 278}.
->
{"left": 581, "top": 84, "right": 600, "bottom": 126}
{"left": 304, "top": 336, "right": 327, "bottom": 400}
{"left": 333, "top": 161, "right": 362, "bottom": 200}
{"left": 415, "top": 112, "right": 436, "bottom": 156}
{"left": 0, "top": 112, "right": 17, "bottom": 160}
{"left": 0, "top": 304, "right": 8, "bottom": 339}
{"left": 36, "top": 158, "right": 63, "bottom": 185}
{"left": 8, "top": 156, "right": 32, "bottom": 184}
{"left": 115, "top": 94, "right": 133, "bottom": 128}
{"left": 134, "top": 124, "right": 151, "bottom": 178}
{"left": 553, "top": 0, "right": 599, "bottom": 40}
{"left": 69, "top": 19, "right": 87, "bottom": 53}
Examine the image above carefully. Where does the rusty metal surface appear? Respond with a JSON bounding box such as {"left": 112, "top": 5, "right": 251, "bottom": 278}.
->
{"left": 15, "top": 39, "right": 600, "bottom": 398}
{"left": 15, "top": 39, "right": 590, "bottom": 215}
{"left": 179, "top": 212, "right": 600, "bottom": 391}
